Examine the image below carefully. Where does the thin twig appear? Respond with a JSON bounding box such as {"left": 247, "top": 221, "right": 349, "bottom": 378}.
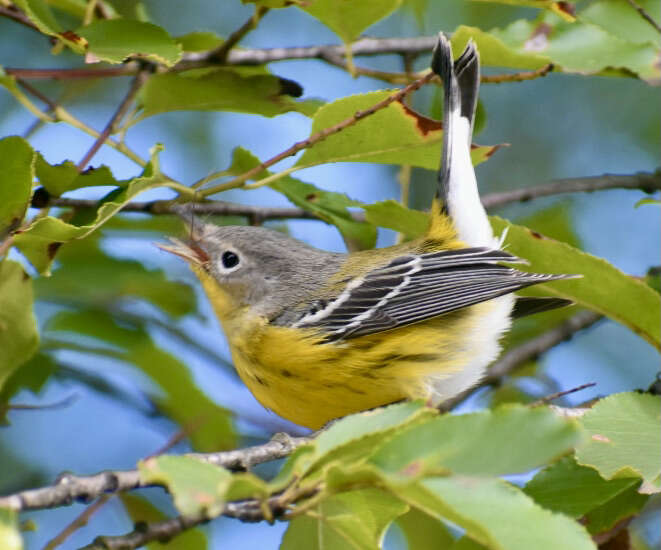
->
{"left": 198, "top": 71, "right": 436, "bottom": 196}
{"left": 80, "top": 514, "right": 207, "bottom": 550}
{"left": 209, "top": 5, "right": 270, "bottom": 62}
{"left": 441, "top": 310, "right": 603, "bottom": 410}
{"left": 47, "top": 197, "right": 324, "bottom": 220}
{"left": 530, "top": 382, "right": 597, "bottom": 406}
{"left": 481, "top": 170, "right": 661, "bottom": 210}
{"left": 624, "top": 0, "right": 661, "bottom": 34}
{"left": 15, "top": 79, "right": 58, "bottom": 110}
{"left": 0, "top": 433, "right": 309, "bottom": 512}
{"left": 480, "top": 63, "right": 554, "bottom": 83}
{"left": 5, "top": 67, "right": 138, "bottom": 80}
{"left": 77, "top": 69, "right": 150, "bottom": 171}
{"left": 42, "top": 495, "right": 112, "bottom": 550}
{"left": 79, "top": 485, "right": 319, "bottom": 549}
{"left": 0, "top": 5, "right": 39, "bottom": 31}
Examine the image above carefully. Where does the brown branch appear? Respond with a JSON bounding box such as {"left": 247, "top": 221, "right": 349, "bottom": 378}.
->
{"left": 0, "top": 5, "right": 39, "bottom": 32}
{"left": 80, "top": 514, "right": 207, "bottom": 550}
{"left": 481, "top": 170, "right": 661, "bottom": 210}
{"left": 480, "top": 63, "right": 554, "bottom": 83}
{"left": 77, "top": 69, "right": 150, "bottom": 171}
{"left": 200, "top": 71, "right": 436, "bottom": 196}
{"left": 45, "top": 170, "right": 661, "bottom": 220}
{"left": 0, "top": 433, "right": 309, "bottom": 512}
{"left": 5, "top": 37, "right": 440, "bottom": 81}
{"left": 209, "top": 5, "right": 270, "bottom": 63}
{"left": 47, "top": 197, "right": 326, "bottom": 221}
{"left": 43, "top": 495, "right": 112, "bottom": 550}
{"left": 4, "top": 66, "right": 138, "bottom": 80}
{"left": 441, "top": 310, "right": 603, "bottom": 410}
{"left": 15, "top": 78, "right": 58, "bottom": 110}
{"left": 624, "top": 0, "right": 661, "bottom": 34}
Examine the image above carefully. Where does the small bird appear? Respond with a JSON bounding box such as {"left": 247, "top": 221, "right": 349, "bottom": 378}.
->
{"left": 161, "top": 34, "right": 573, "bottom": 429}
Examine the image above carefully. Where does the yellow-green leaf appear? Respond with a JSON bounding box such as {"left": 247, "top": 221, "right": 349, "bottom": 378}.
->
{"left": 0, "top": 261, "right": 39, "bottom": 392}
{"left": 491, "top": 216, "right": 661, "bottom": 350}
{"left": 0, "top": 137, "right": 34, "bottom": 236}
{"left": 575, "top": 392, "right": 661, "bottom": 491}
{"left": 77, "top": 20, "right": 182, "bottom": 66}
{"left": 295, "top": 91, "right": 500, "bottom": 171}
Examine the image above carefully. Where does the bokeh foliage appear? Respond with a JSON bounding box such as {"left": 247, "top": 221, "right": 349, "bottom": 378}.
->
{"left": 0, "top": 0, "right": 659, "bottom": 548}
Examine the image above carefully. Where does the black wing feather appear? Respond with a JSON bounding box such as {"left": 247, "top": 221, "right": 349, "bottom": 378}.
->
{"left": 293, "top": 247, "right": 571, "bottom": 342}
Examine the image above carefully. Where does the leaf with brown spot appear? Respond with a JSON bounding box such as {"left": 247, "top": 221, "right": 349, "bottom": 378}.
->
{"left": 296, "top": 91, "right": 500, "bottom": 171}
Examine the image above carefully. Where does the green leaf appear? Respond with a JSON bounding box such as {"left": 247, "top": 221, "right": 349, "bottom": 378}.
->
{"left": 470, "top": 0, "right": 576, "bottom": 21}
{"left": 295, "top": 91, "right": 500, "bottom": 171}
{"left": 120, "top": 494, "right": 208, "bottom": 549}
{"left": 0, "top": 137, "right": 34, "bottom": 236}
{"left": 35, "top": 155, "right": 118, "bottom": 197}
{"left": 34, "top": 233, "right": 196, "bottom": 318}
{"left": 281, "top": 488, "right": 408, "bottom": 550}
{"left": 139, "top": 455, "right": 231, "bottom": 517}
{"left": 491, "top": 216, "right": 661, "bottom": 350}
{"left": 362, "top": 200, "right": 429, "bottom": 240}
{"left": 0, "top": 261, "right": 39, "bottom": 393}
{"left": 486, "top": 12, "right": 660, "bottom": 81}
{"left": 583, "top": 483, "right": 649, "bottom": 535}
{"left": 77, "top": 20, "right": 182, "bottom": 66}
{"left": 13, "top": 174, "right": 179, "bottom": 274}
{"left": 369, "top": 404, "right": 583, "bottom": 477}
{"left": 176, "top": 31, "right": 223, "bottom": 52}
{"left": 524, "top": 456, "right": 641, "bottom": 518}
{"left": 580, "top": 0, "right": 660, "bottom": 46}
{"left": 575, "top": 392, "right": 661, "bottom": 491}
{"left": 0, "top": 508, "right": 22, "bottom": 550}
{"left": 0, "top": 353, "right": 56, "bottom": 422}
{"left": 47, "top": 310, "right": 236, "bottom": 451}
{"left": 401, "top": 477, "right": 596, "bottom": 550}
{"left": 13, "top": 0, "right": 62, "bottom": 34}
{"left": 301, "top": 0, "right": 402, "bottom": 45}
{"left": 306, "top": 401, "right": 434, "bottom": 477}
{"left": 396, "top": 507, "right": 455, "bottom": 550}
{"left": 451, "top": 25, "right": 552, "bottom": 71}
{"left": 228, "top": 147, "right": 377, "bottom": 250}
{"left": 137, "top": 69, "right": 317, "bottom": 119}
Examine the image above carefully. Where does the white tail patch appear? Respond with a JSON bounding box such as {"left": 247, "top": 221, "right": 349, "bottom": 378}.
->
{"left": 446, "top": 116, "right": 496, "bottom": 249}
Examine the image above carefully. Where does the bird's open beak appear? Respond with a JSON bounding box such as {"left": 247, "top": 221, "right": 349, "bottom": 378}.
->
{"left": 156, "top": 237, "right": 210, "bottom": 265}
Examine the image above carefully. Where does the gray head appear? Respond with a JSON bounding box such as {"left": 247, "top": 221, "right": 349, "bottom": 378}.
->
{"left": 165, "top": 223, "right": 344, "bottom": 320}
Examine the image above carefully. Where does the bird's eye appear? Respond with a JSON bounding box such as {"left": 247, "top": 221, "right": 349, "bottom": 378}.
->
{"left": 221, "top": 251, "right": 240, "bottom": 269}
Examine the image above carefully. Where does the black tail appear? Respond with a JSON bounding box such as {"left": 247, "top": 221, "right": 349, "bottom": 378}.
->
{"left": 430, "top": 34, "right": 480, "bottom": 208}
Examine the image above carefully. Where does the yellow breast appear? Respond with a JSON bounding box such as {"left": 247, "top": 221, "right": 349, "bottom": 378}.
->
{"left": 190, "top": 253, "right": 486, "bottom": 429}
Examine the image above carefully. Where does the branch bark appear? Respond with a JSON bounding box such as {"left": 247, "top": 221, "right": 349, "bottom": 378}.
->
{"left": 0, "top": 433, "right": 309, "bottom": 512}
{"left": 44, "top": 170, "right": 661, "bottom": 220}
{"left": 481, "top": 170, "right": 661, "bottom": 209}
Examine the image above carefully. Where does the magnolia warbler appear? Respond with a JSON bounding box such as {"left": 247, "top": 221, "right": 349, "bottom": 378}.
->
{"left": 161, "top": 34, "right": 573, "bottom": 429}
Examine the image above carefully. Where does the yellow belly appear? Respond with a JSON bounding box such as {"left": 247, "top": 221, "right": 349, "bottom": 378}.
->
{"left": 225, "top": 307, "right": 482, "bottom": 429}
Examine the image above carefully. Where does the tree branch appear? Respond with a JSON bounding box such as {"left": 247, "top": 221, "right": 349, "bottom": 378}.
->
{"left": 44, "top": 170, "right": 661, "bottom": 219}
{"left": 0, "top": 5, "right": 39, "bottom": 32}
{"left": 208, "top": 5, "right": 270, "bottom": 63}
{"left": 0, "top": 433, "right": 309, "bottom": 512}
{"left": 77, "top": 69, "right": 150, "bottom": 171}
{"left": 481, "top": 170, "right": 661, "bottom": 210}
